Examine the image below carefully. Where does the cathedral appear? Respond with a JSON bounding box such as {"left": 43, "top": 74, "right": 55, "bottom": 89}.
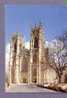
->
{"left": 8, "top": 24, "right": 57, "bottom": 87}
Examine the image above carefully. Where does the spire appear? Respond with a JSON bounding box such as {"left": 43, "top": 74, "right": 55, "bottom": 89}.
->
{"left": 34, "top": 23, "right": 37, "bottom": 28}
{"left": 39, "top": 21, "right": 43, "bottom": 29}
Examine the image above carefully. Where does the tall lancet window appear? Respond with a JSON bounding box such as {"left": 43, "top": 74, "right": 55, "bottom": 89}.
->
{"left": 34, "top": 37, "right": 39, "bottom": 48}
{"left": 14, "top": 40, "right": 17, "bottom": 53}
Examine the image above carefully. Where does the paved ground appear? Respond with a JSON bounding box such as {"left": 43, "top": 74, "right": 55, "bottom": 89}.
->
{"left": 5, "top": 83, "right": 57, "bottom": 93}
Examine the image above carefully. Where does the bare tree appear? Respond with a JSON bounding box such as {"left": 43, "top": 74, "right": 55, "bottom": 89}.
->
{"left": 48, "top": 32, "right": 67, "bottom": 83}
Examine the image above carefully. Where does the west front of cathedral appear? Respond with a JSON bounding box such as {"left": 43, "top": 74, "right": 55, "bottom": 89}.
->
{"left": 7, "top": 24, "right": 58, "bottom": 87}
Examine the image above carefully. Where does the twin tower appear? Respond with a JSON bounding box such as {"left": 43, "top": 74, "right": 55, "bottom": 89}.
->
{"left": 8, "top": 24, "right": 56, "bottom": 86}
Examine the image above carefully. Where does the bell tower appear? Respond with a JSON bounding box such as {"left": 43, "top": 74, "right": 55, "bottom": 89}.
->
{"left": 28, "top": 24, "right": 45, "bottom": 85}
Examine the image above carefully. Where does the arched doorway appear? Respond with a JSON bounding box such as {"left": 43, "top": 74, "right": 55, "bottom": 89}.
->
{"left": 32, "top": 68, "right": 37, "bottom": 83}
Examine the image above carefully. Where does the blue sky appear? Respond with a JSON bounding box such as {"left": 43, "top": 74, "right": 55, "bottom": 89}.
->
{"left": 5, "top": 5, "right": 67, "bottom": 43}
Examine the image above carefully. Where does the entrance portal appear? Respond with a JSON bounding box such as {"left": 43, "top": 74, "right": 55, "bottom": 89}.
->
{"left": 32, "top": 68, "right": 37, "bottom": 83}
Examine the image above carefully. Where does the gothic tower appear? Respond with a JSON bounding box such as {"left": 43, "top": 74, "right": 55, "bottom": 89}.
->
{"left": 28, "top": 24, "right": 45, "bottom": 85}
{"left": 9, "top": 33, "right": 24, "bottom": 85}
